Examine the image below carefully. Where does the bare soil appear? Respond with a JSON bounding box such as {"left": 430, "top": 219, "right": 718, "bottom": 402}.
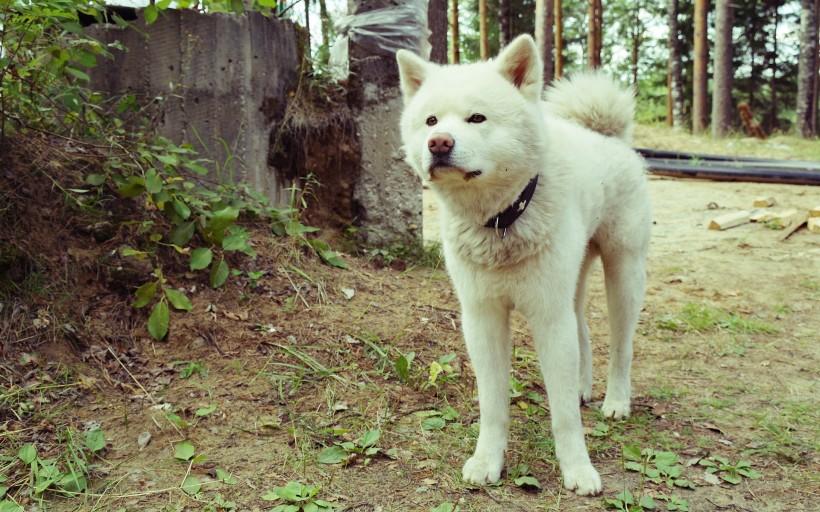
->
{"left": 2, "top": 130, "right": 819, "bottom": 511}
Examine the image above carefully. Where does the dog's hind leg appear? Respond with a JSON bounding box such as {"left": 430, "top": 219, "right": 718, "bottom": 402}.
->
{"left": 575, "top": 249, "right": 598, "bottom": 404}
{"left": 461, "top": 300, "right": 512, "bottom": 485}
{"left": 600, "top": 250, "right": 647, "bottom": 420}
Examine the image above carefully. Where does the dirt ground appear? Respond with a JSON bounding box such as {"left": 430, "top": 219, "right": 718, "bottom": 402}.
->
{"left": 3, "top": 139, "right": 820, "bottom": 511}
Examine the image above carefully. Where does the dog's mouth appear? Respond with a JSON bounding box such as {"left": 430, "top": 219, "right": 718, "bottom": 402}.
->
{"left": 429, "top": 164, "right": 483, "bottom": 182}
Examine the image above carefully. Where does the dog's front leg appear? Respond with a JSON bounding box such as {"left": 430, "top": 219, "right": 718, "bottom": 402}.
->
{"left": 460, "top": 301, "right": 512, "bottom": 485}
{"left": 531, "top": 307, "right": 602, "bottom": 496}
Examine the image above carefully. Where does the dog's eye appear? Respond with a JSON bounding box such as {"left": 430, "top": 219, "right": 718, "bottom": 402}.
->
{"left": 426, "top": 116, "right": 437, "bottom": 126}
{"left": 468, "top": 113, "right": 486, "bottom": 124}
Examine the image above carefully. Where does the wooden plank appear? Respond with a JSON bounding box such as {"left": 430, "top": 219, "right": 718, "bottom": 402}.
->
{"left": 709, "top": 211, "right": 751, "bottom": 231}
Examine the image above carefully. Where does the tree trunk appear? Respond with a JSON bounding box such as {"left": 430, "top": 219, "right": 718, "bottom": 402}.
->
{"left": 587, "top": 0, "right": 602, "bottom": 69}
{"left": 692, "top": 0, "right": 709, "bottom": 135}
{"left": 304, "top": 0, "right": 310, "bottom": 52}
{"left": 629, "top": 5, "right": 640, "bottom": 90}
{"left": 479, "top": 0, "right": 488, "bottom": 60}
{"left": 667, "top": 0, "right": 685, "bottom": 130}
{"left": 428, "top": 0, "right": 448, "bottom": 64}
{"left": 536, "top": 0, "right": 555, "bottom": 83}
{"left": 555, "top": 0, "right": 563, "bottom": 78}
{"left": 797, "top": 0, "right": 818, "bottom": 137}
{"left": 499, "top": 0, "right": 510, "bottom": 47}
{"left": 711, "top": 0, "right": 733, "bottom": 138}
{"left": 767, "top": 7, "right": 779, "bottom": 132}
{"left": 318, "top": 0, "right": 331, "bottom": 49}
{"left": 451, "top": 0, "right": 459, "bottom": 63}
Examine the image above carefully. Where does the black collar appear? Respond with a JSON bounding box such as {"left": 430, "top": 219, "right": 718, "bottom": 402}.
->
{"left": 484, "top": 174, "right": 539, "bottom": 233}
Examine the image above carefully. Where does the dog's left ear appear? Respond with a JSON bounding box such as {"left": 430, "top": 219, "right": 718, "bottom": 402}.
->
{"left": 495, "top": 35, "right": 543, "bottom": 101}
{"left": 396, "top": 50, "right": 430, "bottom": 102}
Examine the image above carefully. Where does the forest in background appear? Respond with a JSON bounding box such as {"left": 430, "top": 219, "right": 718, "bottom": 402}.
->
{"left": 294, "top": 0, "right": 820, "bottom": 139}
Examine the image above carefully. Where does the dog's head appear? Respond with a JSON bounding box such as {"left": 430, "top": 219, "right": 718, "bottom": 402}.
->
{"left": 396, "top": 35, "right": 545, "bottom": 186}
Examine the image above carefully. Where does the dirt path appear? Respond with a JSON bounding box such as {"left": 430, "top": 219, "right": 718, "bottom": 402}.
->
{"left": 7, "top": 177, "right": 819, "bottom": 512}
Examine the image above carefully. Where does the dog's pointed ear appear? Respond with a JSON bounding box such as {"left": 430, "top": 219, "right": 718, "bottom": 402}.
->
{"left": 495, "top": 35, "right": 543, "bottom": 101}
{"left": 397, "top": 50, "right": 430, "bottom": 101}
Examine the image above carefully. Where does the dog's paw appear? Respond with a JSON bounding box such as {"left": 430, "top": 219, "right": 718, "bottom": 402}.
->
{"left": 601, "top": 397, "right": 631, "bottom": 420}
{"left": 579, "top": 385, "right": 592, "bottom": 405}
{"left": 562, "top": 464, "right": 602, "bottom": 496}
{"left": 462, "top": 454, "right": 504, "bottom": 485}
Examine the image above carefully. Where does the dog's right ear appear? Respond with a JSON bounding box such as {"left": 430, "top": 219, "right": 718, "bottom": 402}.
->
{"left": 396, "top": 50, "right": 429, "bottom": 101}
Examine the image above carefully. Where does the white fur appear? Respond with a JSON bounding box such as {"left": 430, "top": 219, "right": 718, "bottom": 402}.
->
{"left": 397, "top": 35, "right": 651, "bottom": 496}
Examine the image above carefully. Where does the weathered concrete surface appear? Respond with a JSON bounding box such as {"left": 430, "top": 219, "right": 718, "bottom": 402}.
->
{"left": 348, "top": 0, "right": 424, "bottom": 245}
{"left": 86, "top": 10, "right": 300, "bottom": 204}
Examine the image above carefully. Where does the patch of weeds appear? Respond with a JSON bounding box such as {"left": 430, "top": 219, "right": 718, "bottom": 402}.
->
{"left": 656, "top": 302, "right": 778, "bottom": 335}
{"left": 262, "top": 481, "right": 336, "bottom": 511}
{"left": 623, "top": 445, "right": 695, "bottom": 489}
{"left": 603, "top": 489, "right": 658, "bottom": 511}
{"left": 698, "top": 455, "right": 762, "bottom": 484}
{"left": 317, "top": 429, "right": 389, "bottom": 466}
{"left": 366, "top": 240, "right": 444, "bottom": 269}
{"left": 200, "top": 492, "right": 238, "bottom": 511}
{"left": 423, "top": 353, "right": 460, "bottom": 390}
{"left": 430, "top": 502, "right": 462, "bottom": 512}
{"left": 508, "top": 463, "right": 541, "bottom": 490}
{"left": 3, "top": 427, "right": 106, "bottom": 502}
{"left": 416, "top": 406, "right": 460, "bottom": 432}
{"left": 173, "top": 360, "right": 208, "bottom": 379}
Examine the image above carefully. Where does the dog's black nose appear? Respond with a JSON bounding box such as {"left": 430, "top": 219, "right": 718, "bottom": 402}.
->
{"left": 428, "top": 134, "right": 454, "bottom": 155}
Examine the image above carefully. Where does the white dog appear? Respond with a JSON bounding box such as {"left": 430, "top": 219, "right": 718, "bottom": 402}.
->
{"left": 396, "top": 35, "right": 651, "bottom": 495}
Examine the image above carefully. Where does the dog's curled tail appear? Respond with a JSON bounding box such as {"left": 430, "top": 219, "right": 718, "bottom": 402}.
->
{"left": 544, "top": 71, "right": 636, "bottom": 144}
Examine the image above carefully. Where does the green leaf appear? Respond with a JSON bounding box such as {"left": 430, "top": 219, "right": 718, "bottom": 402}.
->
{"left": 165, "top": 288, "right": 193, "bottom": 311}
{"left": 638, "top": 495, "right": 656, "bottom": 509}
{"left": 164, "top": 412, "right": 191, "bottom": 428}
{"left": 173, "top": 199, "right": 191, "bottom": 219}
{"left": 65, "top": 66, "right": 90, "bottom": 82}
{"left": 623, "top": 444, "right": 643, "bottom": 461}
{"left": 181, "top": 475, "right": 201, "bottom": 495}
{"left": 190, "top": 247, "right": 213, "bottom": 271}
{"left": 144, "top": 4, "right": 158, "bottom": 24}
{"left": 421, "top": 416, "right": 446, "bottom": 431}
{"left": 174, "top": 440, "right": 195, "bottom": 461}
{"left": 85, "top": 428, "right": 106, "bottom": 452}
{"left": 230, "top": 0, "right": 246, "bottom": 14}
{"left": 395, "top": 352, "right": 414, "bottom": 381}
{"left": 210, "top": 259, "right": 229, "bottom": 288}
{"left": 514, "top": 475, "right": 541, "bottom": 489}
{"left": 720, "top": 472, "right": 742, "bottom": 485}
{"left": 195, "top": 404, "right": 217, "bottom": 417}
{"left": 58, "top": 473, "right": 87, "bottom": 493}
{"left": 147, "top": 300, "right": 170, "bottom": 340}
{"left": 359, "top": 429, "right": 380, "bottom": 448}
{"left": 319, "top": 249, "right": 348, "bottom": 269}
{"left": 215, "top": 468, "right": 237, "bottom": 484}
{"left": 18, "top": 444, "right": 36, "bottom": 464}
{"left": 86, "top": 173, "right": 106, "bottom": 186}
{"left": 117, "top": 177, "right": 145, "bottom": 198}
{"left": 144, "top": 169, "right": 163, "bottom": 194}
{"left": 168, "top": 221, "right": 195, "bottom": 246}
{"left": 134, "top": 281, "right": 158, "bottom": 308}
{"left": 0, "top": 500, "right": 24, "bottom": 512}
{"left": 318, "top": 445, "right": 349, "bottom": 464}
{"left": 204, "top": 206, "right": 239, "bottom": 244}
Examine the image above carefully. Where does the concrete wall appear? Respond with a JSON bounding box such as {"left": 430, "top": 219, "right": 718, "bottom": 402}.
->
{"left": 86, "top": 10, "right": 300, "bottom": 204}
{"left": 348, "top": 0, "right": 424, "bottom": 246}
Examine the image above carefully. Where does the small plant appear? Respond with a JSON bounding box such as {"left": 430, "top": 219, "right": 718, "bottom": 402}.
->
{"left": 509, "top": 463, "right": 541, "bottom": 489}
{"left": 623, "top": 445, "right": 695, "bottom": 489}
{"left": 416, "top": 406, "right": 460, "bottom": 431}
{"left": 10, "top": 428, "right": 105, "bottom": 498}
{"left": 174, "top": 360, "right": 208, "bottom": 379}
{"left": 262, "top": 481, "right": 336, "bottom": 512}
{"left": 423, "top": 353, "right": 460, "bottom": 390}
{"left": 317, "top": 429, "right": 383, "bottom": 466}
{"left": 698, "top": 455, "right": 762, "bottom": 484}
{"left": 603, "top": 489, "right": 657, "bottom": 511}
{"left": 430, "top": 503, "right": 461, "bottom": 512}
